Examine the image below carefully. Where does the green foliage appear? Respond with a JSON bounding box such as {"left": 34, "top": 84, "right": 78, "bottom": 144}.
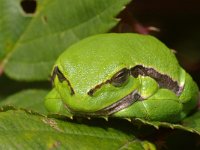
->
{"left": 0, "top": 109, "right": 151, "bottom": 150}
{"left": 0, "top": 0, "right": 199, "bottom": 149}
{"left": 0, "top": 89, "right": 48, "bottom": 114}
{"left": 1, "top": 0, "right": 130, "bottom": 81}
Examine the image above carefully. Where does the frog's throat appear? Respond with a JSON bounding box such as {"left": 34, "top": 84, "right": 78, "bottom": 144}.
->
{"left": 64, "top": 90, "right": 142, "bottom": 116}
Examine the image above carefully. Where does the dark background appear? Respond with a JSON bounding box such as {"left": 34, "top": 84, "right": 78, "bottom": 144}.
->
{"left": 113, "top": 0, "right": 200, "bottom": 86}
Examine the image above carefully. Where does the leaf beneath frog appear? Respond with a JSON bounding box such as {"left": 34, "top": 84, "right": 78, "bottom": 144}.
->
{"left": 181, "top": 110, "right": 200, "bottom": 134}
{"left": 0, "top": 109, "right": 155, "bottom": 150}
{"left": 130, "top": 110, "right": 200, "bottom": 136}
{"left": 0, "top": 89, "right": 48, "bottom": 114}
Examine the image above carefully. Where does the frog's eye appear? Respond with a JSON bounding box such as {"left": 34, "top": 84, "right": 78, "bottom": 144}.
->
{"left": 111, "top": 68, "right": 130, "bottom": 87}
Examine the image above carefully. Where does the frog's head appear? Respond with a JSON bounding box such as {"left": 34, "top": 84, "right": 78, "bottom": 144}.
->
{"left": 51, "top": 34, "right": 141, "bottom": 115}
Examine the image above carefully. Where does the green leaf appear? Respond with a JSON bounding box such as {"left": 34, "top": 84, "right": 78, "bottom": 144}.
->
{"left": 182, "top": 110, "right": 200, "bottom": 133}
{"left": 1, "top": 0, "right": 130, "bottom": 81}
{"left": 129, "top": 111, "right": 200, "bottom": 136}
{"left": 0, "top": 110, "right": 150, "bottom": 150}
{"left": 4, "top": 88, "right": 199, "bottom": 137}
{"left": 0, "top": 0, "right": 32, "bottom": 60}
{"left": 0, "top": 89, "right": 48, "bottom": 114}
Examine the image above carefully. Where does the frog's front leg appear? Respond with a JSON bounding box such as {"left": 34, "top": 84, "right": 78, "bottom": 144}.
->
{"left": 114, "top": 76, "right": 183, "bottom": 122}
{"left": 45, "top": 88, "right": 72, "bottom": 117}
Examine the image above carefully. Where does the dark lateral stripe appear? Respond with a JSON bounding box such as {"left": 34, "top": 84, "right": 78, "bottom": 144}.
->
{"left": 88, "top": 80, "right": 110, "bottom": 96}
{"left": 64, "top": 90, "right": 142, "bottom": 116}
{"left": 94, "top": 90, "right": 142, "bottom": 115}
{"left": 131, "top": 65, "right": 182, "bottom": 95}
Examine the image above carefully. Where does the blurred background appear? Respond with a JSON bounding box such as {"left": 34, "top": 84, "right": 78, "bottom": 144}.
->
{"left": 113, "top": 0, "right": 200, "bottom": 86}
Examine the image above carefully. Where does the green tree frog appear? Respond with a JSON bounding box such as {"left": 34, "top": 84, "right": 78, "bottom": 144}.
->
{"left": 45, "top": 33, "right": 199, "bottom": 122}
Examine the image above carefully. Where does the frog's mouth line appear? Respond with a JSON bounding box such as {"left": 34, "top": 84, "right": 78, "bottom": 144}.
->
{"left": 64, "top": 90, "right": 142, "bottom": 116}
{"left": 94, "top": 90, "right": 142, "bottom": 115}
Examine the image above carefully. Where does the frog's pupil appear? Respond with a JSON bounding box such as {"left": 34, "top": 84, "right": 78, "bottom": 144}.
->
{"left": 111, "top": 68, "right": 130, "bottom": 87}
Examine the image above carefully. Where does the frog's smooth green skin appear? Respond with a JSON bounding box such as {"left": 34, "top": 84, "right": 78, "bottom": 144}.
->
{"left": 45, "top": 33, "right": 199, "bottom": 122}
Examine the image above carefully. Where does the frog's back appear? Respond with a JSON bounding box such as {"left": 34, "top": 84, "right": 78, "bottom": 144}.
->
{"left": 58, "top": 33, "right": 182, "bottom": 94}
